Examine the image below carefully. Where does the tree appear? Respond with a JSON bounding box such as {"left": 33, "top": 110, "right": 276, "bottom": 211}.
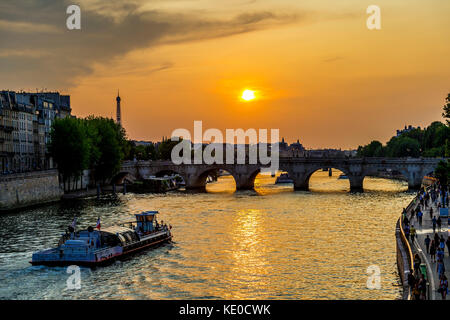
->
{"left": 85, "top": 116, "right": 126, "bottom": 184}
{"left": 442, "top": 93, "right": 450, "bottom": 125}
{"left": 435, "top": 160, "right": 450, "bottom": 187}
{"left": 422, "top": 121, "right": 449, "bottom": 156}
{"left": 357, "top": 140, "right": 384, "bottom": 157}
{"left": 385, "top": 136, "right": 421, "bottom": 157}
{"left": 49, "top": 117, "right": 90, "bottom": 191}
{"left": 145, "top": 144, "right": 158, "bottom": 160}
{"left": 123, "top": 140, "right": 136, "bottom": 160}
{"left": 158, "top": 138, "right": 182, "bottom": 160}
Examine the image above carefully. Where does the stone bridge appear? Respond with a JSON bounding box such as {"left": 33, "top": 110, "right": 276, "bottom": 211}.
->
{"left": 120, "top": 157, "right": 443, "bottom": 192}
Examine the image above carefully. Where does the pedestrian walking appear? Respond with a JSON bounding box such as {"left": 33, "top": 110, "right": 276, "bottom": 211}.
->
{"left": 430, "top": 240, "right": 436, "bottom": 262}
{"left": 413, "top": 254, "right": 421, "bottom": 273}
{"left": 446, "top": 236, "right": 450, "bottom": 256}
{"left": 440, "top": 235, "right": 446, "bottom": 250}
{"left": 435, "top": 232, "right": 440, "bottom": 244}
{"left": 418, "top": 210, "right": 423, "bottom": 226}
{"left": 413, "top": 283, "right": 421, "bottom": 300}
{"left": 439, "top": 275, "right": 448, "bottom": 300}
{"left": 437, "top": 260, "right": 446, "bottom": 278}
{"left": 418, "top": 273, "right": 427, "bottom": 300}
{"left": 410, "top": 225, "right": 416, "bottom": 244}
{"left": 437, "top": 247, "right": 445, "bottom": 263}
{"left": 432, "top": 216, "right": 437, "bottom": 233}
{"left": 425, "top": 235, "right": 431, "bottom": 254}
{"left": 437, "top": 216, "right": 442, "bottom": 232}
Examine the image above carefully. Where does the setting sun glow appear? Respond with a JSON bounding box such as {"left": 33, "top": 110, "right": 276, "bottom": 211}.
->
{"left": 241, "top": 90, "right": 255, "bottom": 101}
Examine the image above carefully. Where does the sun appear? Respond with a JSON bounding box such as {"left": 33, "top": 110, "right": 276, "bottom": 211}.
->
{"left": 241, "top": 89, "right": 255, "bottom": 101}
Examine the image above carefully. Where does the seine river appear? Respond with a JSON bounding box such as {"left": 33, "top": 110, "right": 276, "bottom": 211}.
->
{"left": 0, "top": 170, "right": 414, "bottom": 300}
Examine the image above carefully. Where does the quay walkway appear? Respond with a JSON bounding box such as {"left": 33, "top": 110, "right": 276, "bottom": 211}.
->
{"left": 406, "top": 193, "right": 449, "bottom": 300}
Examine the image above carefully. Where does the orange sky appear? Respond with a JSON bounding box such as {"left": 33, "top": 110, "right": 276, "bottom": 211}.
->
{"left": 1, "top": 0, "right": 449, "bottom": 149}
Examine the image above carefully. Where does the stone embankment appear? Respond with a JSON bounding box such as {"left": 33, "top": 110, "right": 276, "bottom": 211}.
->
{"left": 0, "top": 170, "right": 63, "bottom": 211}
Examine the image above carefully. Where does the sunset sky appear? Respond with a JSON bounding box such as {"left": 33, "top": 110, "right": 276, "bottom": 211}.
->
{"left": 1, "top": 0, "right": 449, "bottom": 149}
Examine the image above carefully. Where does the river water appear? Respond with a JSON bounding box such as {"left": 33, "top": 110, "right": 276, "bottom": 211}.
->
{"left": 0, "top": 170, "right": 414, "bottom": 300}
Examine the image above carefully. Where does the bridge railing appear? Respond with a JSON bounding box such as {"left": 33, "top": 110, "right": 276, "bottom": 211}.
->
{"left": 398, "top": 216, "right": 414, "bottom": 271}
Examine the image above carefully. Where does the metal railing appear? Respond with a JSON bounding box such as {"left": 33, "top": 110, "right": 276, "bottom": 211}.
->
{"left": 398, "top": 216, "right": 415, "bottom": 272}
{"left": 397, "top": 184, "right": 435, "bottom": 300}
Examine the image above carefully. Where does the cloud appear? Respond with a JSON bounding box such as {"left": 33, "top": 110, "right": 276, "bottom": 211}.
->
{"left": 0, "top": 19, "right": 60, "bottom": 33}
{"left": 0, "top": 0, "right": 300, "bottom": 89}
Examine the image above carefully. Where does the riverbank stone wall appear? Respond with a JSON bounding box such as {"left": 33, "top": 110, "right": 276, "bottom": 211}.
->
{"left": 0, "top": 170, "right": 63, "bottom": 211}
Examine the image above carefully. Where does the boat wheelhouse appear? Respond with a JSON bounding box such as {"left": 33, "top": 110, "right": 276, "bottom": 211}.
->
{"left": 31, "top": 211, "right": 172, "bottom": 267}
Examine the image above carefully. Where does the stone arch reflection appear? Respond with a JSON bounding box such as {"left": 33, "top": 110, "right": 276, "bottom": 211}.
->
{"left": 204, "top": 169, "right": 237, "bottom": 193}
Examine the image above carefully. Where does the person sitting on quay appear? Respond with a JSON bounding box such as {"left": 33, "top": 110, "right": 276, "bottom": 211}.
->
{"left": 405, "top": 224, "right": 410, "bottom": 241}
{"left": 403, "top": 215, "right": 409, "bottom": 226}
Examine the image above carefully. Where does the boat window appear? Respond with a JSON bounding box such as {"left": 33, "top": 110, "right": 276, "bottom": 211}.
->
{"left": 101, "top": 233, "right": 121, "bottom": 247}
{"left": 126, "top": 231, "right": 139, "bottom": 242}
{"left": 122, "top": 233, "right": 132, "bottom": 243}
{"left": 117, "top": 234, "right": 127, "bottom": 245}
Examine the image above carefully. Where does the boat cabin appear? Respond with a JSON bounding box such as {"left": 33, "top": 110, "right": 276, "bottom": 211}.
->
{"left": 135, "top": 211, "right": 159, "bottom": 234}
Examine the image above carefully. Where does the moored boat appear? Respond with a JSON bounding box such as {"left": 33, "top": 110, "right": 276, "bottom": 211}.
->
{"left": 275, "top": 173, "right": 293, "bottom": 184}
{"left": 31, "top": 211, "right": 172, "bottom": 267}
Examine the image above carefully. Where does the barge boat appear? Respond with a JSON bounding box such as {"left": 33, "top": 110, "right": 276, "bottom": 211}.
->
{"left": 31, "top": 211, "right": 172, "bottom": 267}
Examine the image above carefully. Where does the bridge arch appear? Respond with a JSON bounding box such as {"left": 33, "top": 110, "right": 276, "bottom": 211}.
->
{"left": 188, "top": 167, "right": 238, "bottom": 191}
{"left": 307, "top": 167, "right": 355, "bottom": 192}
{"left": 396, "top": 168, "right": 427, "bottom": 190}
{"left": 237, "top": 167, "right": 262, "bottom": 190}
{"left": 111, "top": 172, "right": 136, "bottom": 185}
{"left": 287, "top": 166, "right": 365, "bottom": 192}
